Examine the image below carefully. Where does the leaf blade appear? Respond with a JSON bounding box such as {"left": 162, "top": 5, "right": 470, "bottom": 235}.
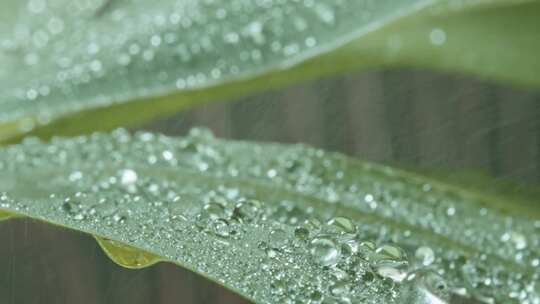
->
{"left": 0, "top": 129, "right": 538, "bottom": 303}
{"left": 1, "top": 0, "right": 538, "bottom": 142}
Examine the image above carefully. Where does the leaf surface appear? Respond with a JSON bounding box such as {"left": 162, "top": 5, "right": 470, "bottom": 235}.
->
{"left": 0, "top": 129, "right": 539, "bottom": 303}
{"left": 1, "top": 0, "right": 538, "bottom": 142}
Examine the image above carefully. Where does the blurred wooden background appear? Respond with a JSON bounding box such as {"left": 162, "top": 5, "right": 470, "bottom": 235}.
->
{"left": 1, "top": 68, "right": 539, "bottom": 304}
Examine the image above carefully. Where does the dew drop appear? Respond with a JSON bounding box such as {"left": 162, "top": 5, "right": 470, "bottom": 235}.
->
{"left": 329, "top": 280, "right": 349, "bottom": 296}
{"left": 415, "top": 246, "right": 435, "bottom": 266}
{"left": 375, "top": 244, "right": 406, "bottom": 260}
{"left": 269, "top": 228, "right": 288, "bottom": 248}
{"left": 266, "top": 248, "right": 279, "bottom": 259}
{"left": 327, "top": 216, "right": 356, "bottom": 235}
{"left": 28, "top": 0, "right": 46, "bottom": 14}
{"left": 162, "top": 150, "right": 174, "bottom": 161}
{"left": 47, "top": 17, "right": 64, "bottom": 35}
{"left": 203, "top": 202, "right": 227, "bottom": 220}
{"left": 510, "top": 232, "right": 527, "bottom": 250}
{"left": 112, "top": 213, "right": 127, "bottom": 224}
{"left": 232, "top": 199, "right": 261, "bottom": 222}
{"left": 376, "top": 264, "right": 408, "bottom": 283}
{"left": 120, "top": 169, "right": 138, "bottom": 185}
{"left": 372, "top": 244, "right": 409, "bottom": 283}
{"left": 310, "top": 237, "right": 340, "bottom": 267}
{"left": 294, "top": 227, "right": 309, "bottom": 241}
{"left": 429, "top": 28, "right": 447, "bottom": 46}
{"left": 211, "top": 219, "right": 230, "bottom": 238}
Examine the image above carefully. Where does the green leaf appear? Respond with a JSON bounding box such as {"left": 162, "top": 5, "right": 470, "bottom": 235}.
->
{"left": 0, "top": 128, "right": 539, "bottom": 303}
{"left": 0, "top": 209, "right": 16, "bottom": 221}
{"left": 0, "top": 0, "right": 538, "bottom": 142}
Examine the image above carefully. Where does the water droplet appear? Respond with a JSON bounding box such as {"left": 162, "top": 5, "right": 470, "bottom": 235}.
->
{"left": 224, "top": 32, "right": 240, "bottom": 44}
{"left": 372, "top": 244, "right": 408, "bottom": 283}
{"left": 113, "top": 213, "right": 127, "bottom": 224}
{"left": 415, "top": 246, "right": 435, "bottom": 266}
{"left": 47, "top": 17, "right": 64, "bottom": 35}
{"left": 510, "top": 232, "right": 527, "bottom": 250}
{"left": 327, "top": 216, "right": 356, "bottom": 235}
{"left": 376, "top": 264, "right": 408, "bottom": 283}
{"left": 24, "top": 53, "right": 39, "bottom": 65}
{"left": 28, "top": 0, "right": 46, "bottom": 14}
{"left": 314, "top": 4, "right": 335, "bottom": 25}
{"left": 409, "top": 270, "right": 450, "bottom": 303}
{"left": 429, "top": 28, "right": 447, "bottom": 46}
{"left": 269, "top": 228, "right": 288, "bottom": 248}
{"left": 203, "top": 202, "right": 227, "bottom": 220}
{"left": 150, "top": 35, "right": 162, "bottom": 47}
{"left": 375, "top": 244, "right": 406, "bottom": 261}
{"left": 294, "top": 227, "right": 309, "bottom": 241}
{"left": 310, "top": 237, "right": 340, "bottom": 267}
{"left": 61, "top": 198, "right": 85, "bottom": 221}
{"left": 501, "top": 231, "right": 527, "bottom": 250}
{"left": 266, "top": 169, "right": 277, "bottom": 178}
{"left": 232, "top": 199, "right": 261, "bottom": 222}
{"left": 266, "top": 248, "right": 279, "bottom": 259}
{"left": 120, "top": 169, "right": 138, "bottom": 185}
{"left": 162, "top": 150, "right": 174, "bottom": 161}
{"left": 329, "top": 280, "right": 349, "bottom": 296}
{"left": 211, "top": 219, "right": 230, "bottom": 238}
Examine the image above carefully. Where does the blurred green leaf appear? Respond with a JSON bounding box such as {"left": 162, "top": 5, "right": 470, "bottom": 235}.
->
{"left": 0, "top": 0, "right": 538, "bottom": 142}
{"left": 0, "top": 209, "right": 15, "bottom": 221}
{"left": 0, "top": 129, "right": 539, "bottom": 303}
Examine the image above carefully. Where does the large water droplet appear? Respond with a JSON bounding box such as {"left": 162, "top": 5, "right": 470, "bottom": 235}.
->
{"left": 202, "top": 202, "right": 227, "bottom": 220}
{"left": 372, "top": 244, "right": 409, "bottom": 283}
{"left": 232, "top": 199, "right": 261, "bottom": 222}
{"left": 376, "top": 263, "right": 408, "bottom": 283}
{"left": 211, "top": 219, "right": 231, "bottom": 238}
{"left": 294, "top": 227, "right": 310, "bottom": 241}
{"left": 327, "top": 216, "right": 356, "bottom": 235}
{"left": 310, "top": 237, "right": 341, "bottom": 267}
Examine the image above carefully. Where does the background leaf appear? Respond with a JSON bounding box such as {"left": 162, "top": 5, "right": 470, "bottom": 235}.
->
{"left": 0, "top": 129, "right": 539, "bottom": 303}
{"left": 1, "top": 0, "right": 538, "bottom": 142}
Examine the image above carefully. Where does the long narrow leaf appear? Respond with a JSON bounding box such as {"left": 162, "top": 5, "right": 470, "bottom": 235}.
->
{"left": 1, "top": 0, "right": 538, "bottom": 142}
{"left": 0, "top": 129, "right": 538, "bottom": 303}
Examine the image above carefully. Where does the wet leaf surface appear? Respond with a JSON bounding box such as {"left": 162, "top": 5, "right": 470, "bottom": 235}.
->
{"left": 0, "top": 128, "right": 539, "bottom": 303}
{"left": 1, "top": 0, "right": 538, "bottom": 142}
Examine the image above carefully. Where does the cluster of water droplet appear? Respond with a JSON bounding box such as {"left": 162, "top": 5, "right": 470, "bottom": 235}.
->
{"left": 0, "top": 128, "right": 539, "bottom": 303}
{"left": 0, "top": 0, "right": 426, "bottom": 134}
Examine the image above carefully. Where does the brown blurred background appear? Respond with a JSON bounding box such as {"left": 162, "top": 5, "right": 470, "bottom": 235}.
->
{"left": 1, "top": 68, "right": 539, "bottom": 304}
